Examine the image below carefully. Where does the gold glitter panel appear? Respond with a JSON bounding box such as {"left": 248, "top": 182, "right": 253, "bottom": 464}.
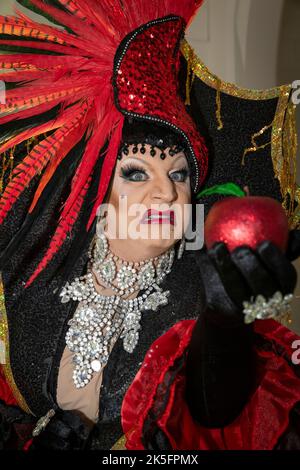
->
{"left": 111, "top": 434, "right": 127, "bottom": 450}
{"left": 0, "top": 275, "right": 32, "bottom": 414}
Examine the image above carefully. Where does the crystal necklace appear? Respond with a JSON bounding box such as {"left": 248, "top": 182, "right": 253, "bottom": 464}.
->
{"left": 59, "top": 242, "right": 175, "bottom": 388}
{"left": 91, "top": 233, "right": 173, "bottom": 297}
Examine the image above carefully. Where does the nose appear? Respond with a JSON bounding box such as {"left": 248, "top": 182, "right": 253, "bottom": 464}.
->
{"left": 150, "top": 173, "right": 177, "bottom": 204}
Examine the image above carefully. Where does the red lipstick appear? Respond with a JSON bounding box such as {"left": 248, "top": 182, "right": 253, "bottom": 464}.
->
{"left": 141, "top": 209, "right": 175, "bottom": 225}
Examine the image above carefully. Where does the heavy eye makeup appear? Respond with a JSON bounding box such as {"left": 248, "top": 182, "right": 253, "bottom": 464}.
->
{"left": 120, "top": 164, "right": 190, "bottom": 182}
{"left": 120, "top": 164, "right": 148, "bottom": 182}
{"left": 169, "top": 167, "right": 190, "bottom": 182}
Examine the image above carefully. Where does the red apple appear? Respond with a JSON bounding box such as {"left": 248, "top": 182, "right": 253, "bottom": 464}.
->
{"left": 205, "top": 196, "right": 289, "bottom": 252}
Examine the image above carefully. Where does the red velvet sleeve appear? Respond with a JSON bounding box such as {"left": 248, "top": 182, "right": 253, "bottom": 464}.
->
{"left": 0, "top": 365, "right": 18, "bottom": 406}
{"left": 121, "top": 319, "right": 300, "bottom": 450}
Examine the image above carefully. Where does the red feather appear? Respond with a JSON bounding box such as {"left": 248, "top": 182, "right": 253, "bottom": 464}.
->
{"left": 0, "top": 103, "right": 91, "bottom": 223}
{"left": 55, "top": 0, "right": 88, "bottom": 20}
{"left": 0, "top": 54, "right": 87, "bottom": 70}
{"left": 0, "top": 100, "right": 90, "bottom": 154}
{"left": 0, "top": 0, "right": 205, "bottom": 286}
{"left": 87, "top": 115, "right": 125, "bottom": 230}
{"left": 25, "top": 176, "right": 92, "bottom": 288}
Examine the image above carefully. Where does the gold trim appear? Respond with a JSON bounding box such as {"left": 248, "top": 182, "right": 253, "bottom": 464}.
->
{"left": 181, "top": 40, "right": 290, "bottom": 100}
{"left": 111, "top": 434, "right": 127, "bottom": 450}
{"left": 242, "top": 123, "right": 273, "bottom": 165}
{"left": 216, "top": 78, "right": 224, "bottom": 130}
{"left": 0, "top": 275, "right": 32, "bottom": 414}
{"left": 271, "top": 88, "right": 296, "bottom": 221}
{"left": 181, "top": 40, "right": 299, "bottom": 227}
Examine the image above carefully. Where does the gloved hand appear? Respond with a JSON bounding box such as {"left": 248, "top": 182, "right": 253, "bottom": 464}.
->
{"left": 30, "top": 409, "right": 92, "bottom": 451}
{"left": 185, "top": 231, "right": 300, "bottom": 428}
{"left": 199, "top": 237, "right": 298, "bottom": 328}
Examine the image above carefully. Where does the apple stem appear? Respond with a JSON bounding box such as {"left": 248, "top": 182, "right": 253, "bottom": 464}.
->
{"left": 243, "top": 186, "right": 250, "bottom": 197}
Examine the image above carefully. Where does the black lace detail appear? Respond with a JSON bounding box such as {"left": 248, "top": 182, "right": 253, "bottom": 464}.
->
{"left": 254, "top": 333, "right": 300, "bottom": 449}
{"left": 275, "top": 402, "right": 300, "bottom": 450}
{"left": 142, "top": 354, "right": 186, "bottom": 450}
{"left": 253, "top": 332, "right": 300, "bottom": 378}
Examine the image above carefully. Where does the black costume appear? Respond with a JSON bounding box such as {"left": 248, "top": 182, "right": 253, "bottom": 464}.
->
{"left": 0, "top": 0, "right": 300, "bottom": 451}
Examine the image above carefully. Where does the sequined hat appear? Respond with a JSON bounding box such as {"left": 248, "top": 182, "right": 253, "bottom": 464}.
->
{"left": 0, "top": 0, "right": 207, "bottom": 288}
{"left": 113, "top": 15, "right": 208, "bottom": 191}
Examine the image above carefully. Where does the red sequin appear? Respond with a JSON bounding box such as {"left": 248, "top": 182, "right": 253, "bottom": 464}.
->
{"left": 114, "top": 17, "right": 208, "bottom": 191}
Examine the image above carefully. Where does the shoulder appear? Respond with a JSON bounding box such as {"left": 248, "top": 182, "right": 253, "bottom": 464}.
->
{"left": 181, "top": 248, "right": 209, "bottom": 283}
{"left": 172, "top": 248, "right": 206, "bottom": 288}
{"left": 173, "top": 248, "right": 207, "bottom": 304}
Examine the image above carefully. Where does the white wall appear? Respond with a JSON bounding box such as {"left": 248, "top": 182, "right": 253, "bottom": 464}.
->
{"left": 0, "top": 0, "right": 289, "bottom": 88}
{"left": 186, "top": 0, "right": 285, "bottom": 88}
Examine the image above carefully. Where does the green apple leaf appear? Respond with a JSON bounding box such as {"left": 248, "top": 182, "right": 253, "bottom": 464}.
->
{"left": 196, "top": 183, "right": 246, "bottom": 199}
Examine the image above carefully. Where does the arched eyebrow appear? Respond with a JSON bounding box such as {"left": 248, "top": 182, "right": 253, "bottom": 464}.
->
{"left": 121, "top": 155, "right": 187, "bottom": 167}
{"left": 121, "top": 157, "right": 150, "bottom": 166}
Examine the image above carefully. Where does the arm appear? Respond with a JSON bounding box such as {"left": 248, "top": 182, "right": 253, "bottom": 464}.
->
{"left": 185, "top": 314, "right": 254, "bottom": 428}
{"left": 185, "top": 239, "right": 298, "bottom": 428}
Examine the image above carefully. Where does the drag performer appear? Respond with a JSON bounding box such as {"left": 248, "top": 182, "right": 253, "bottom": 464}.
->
{"left": 1, "top": 0, "right": 300, "bottom": 451}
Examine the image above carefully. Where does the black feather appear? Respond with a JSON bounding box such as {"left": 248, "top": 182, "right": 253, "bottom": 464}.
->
{"left": 0, "top": 130, "right": 88, "bottom": 270}
{"left": 52, "top": 147, "right": 107, "bottom": 290}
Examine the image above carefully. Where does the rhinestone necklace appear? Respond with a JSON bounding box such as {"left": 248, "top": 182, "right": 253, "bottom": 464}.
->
{"left": 91, "top": 233, "right": 173, "bottom": 297}
{"left": 59, "top": 246, "right": 175, "bottom": 388}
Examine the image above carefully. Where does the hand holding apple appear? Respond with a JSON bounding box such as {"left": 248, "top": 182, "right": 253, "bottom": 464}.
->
{"left": 195, "top": 183, "right": 299, "bottom": 327}
{"left": 204, "top": 195, "right": 289, "bottom": 253}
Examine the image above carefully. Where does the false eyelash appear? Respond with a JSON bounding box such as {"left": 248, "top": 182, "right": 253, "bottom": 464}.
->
{"left": 120, "top": 164, "right": 147, "bottom": 178}
{"left": 120, "top": 165, "right": 190, "bottom": 179}
{"left": 171, "top": 167, "right": 190, "bottom": 176}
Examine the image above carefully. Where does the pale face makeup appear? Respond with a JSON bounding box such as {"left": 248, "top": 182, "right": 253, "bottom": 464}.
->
{"left": 103, "top": 144, "right": 192, "bottom": 262}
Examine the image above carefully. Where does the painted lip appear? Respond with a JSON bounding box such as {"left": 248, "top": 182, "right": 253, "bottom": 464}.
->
{"left": 141, "top": 209, "right": 175, "bottom": 225}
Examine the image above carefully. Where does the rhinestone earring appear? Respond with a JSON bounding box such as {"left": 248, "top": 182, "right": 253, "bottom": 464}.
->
{"left": 177, "top": 238, "right": 186, "bottom": 260}
{"left": 96, "top": 206, "right": 107, "bottom": 236}
{"left": 93, "top": 211, "right": 109, "bottom": 264}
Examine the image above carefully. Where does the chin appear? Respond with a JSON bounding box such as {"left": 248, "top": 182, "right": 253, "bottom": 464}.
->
{"left": 145, "top": 237, "right": 176, "bottom": 252}
{"left": 129, "top": 225, "right": 182, "bottom": 254}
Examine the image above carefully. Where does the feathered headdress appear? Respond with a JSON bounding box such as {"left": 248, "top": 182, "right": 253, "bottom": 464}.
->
{"left": 0, "top": 0, "right": 207, "bottom": 288}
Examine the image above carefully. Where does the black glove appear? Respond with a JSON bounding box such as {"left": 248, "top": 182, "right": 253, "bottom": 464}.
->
{"left": 185, "top": 233, "right": 299, "bottom": 428}
{"left": 200, "top": 239, "right": 297, "bottom": 328}
{"left": 30, "top": 409, "right": 92, "bottom": 451}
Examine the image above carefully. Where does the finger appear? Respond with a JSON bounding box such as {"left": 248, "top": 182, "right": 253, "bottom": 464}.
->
{"left": 198, "top": 249, "right": 243, "bottom": 326}
{"left": 231, "top": 245, "right": 280, "bottom": 298}
{"left": 257, "top": 241, "right": 297, "bottom": 294}
{"left": 286, "top": 230, "right": 300, "bottom": 261}
{"left": 208, "top": 243, "right": 251, "bottom": 307}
